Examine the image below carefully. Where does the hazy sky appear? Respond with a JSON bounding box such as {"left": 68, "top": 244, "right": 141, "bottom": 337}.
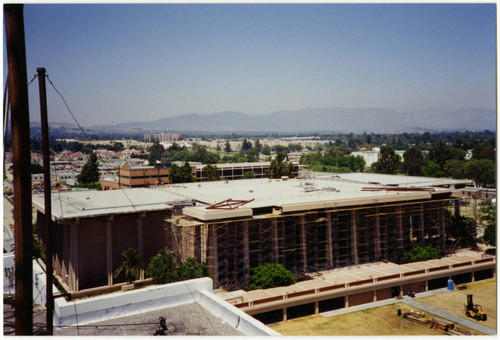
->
{"left": 4, "top": 3, "right": 496, "bottom": 126}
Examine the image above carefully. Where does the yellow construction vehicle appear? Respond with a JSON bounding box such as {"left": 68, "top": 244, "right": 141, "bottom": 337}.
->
{"left": 465, "top": 294, "right": 487, "bottom": 321}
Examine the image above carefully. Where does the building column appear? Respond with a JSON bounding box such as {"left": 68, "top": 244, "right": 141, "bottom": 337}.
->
{"left": 314, "top": 301, "right": 319, "bottom": 315}
{"left": 69, "top": 220, "right": 79, "bottom": 293}
{"left": 243, "top": 221, "right": 250, "bottom": 281}
{"left": 345, "top": 295, "right": 349, "bottom": 308}
{"left": 326, "top": 212, "right": 333, "bottom": 268}
{"left": 418, "top": 204, "right": 425, "bottom": 244}
{"left": 106, "top": 215, "right": 113, "bottom": 286}
{"left": 272, "top": 218, "right": 279, "bottom": 263}
{"left": 350, "top": 211, "right": 358, "bottom": 265}
{"left": 439, "top": 203, "right": 446, "bottom": 251}
{"left": 283, "top": 308, "right": 287, "bottom": 322}
{"left": 373, "top": 290, "right": 377, "bottom": 302}
{"left": 396, "top": 207, "right": 404, "bottom": 256}
{"left": 210, "top": 224, "right": 219, "bottom": 285}
{"left": 300, "top": 216, "right": 307, "bottom": 273}
{"left": 138, "top": 213, "right": 145, "bottom": 281}
{"left": 374, "top": 208, "right": 381, "bottom": 261}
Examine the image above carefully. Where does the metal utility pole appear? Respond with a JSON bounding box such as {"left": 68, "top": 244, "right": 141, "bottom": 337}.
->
{"left": 37, "top": 67, "right": 53, "bottom": 334}
{"left": 4, "top": 4, "right": 33, "bottom": 335}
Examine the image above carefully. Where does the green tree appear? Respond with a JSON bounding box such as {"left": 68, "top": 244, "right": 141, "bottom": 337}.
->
{"left": 464, "top": 159, "right": 495, "bottom": 187}
{"left": 249, "top": 263, "right": 297, "bottom": 290}
{"left": 245, "top": 147, "right": 259, "bottom": 162}
{"left": 421, "top": 161, "right": 444, "bottom": 177}
{"left": 479, "top": 200, "right": 496, "bottom": 247}
{"left": 224, "top": 140, "right": 232, "bottom": 153}
{"left": 147, "top": 249, "right": 178, "bottom": 284}
{"left": 202, "top": 164, "right": 220, "bottom": 181}
{"left": 148, "top": 142, "right": 165, "bottom": 165}
{"left": 114, "top": 248, "right": 144, "bottom": 284}
{"left": 400, "top": 245, "right": 440, "bottom": 264}
{"left": 77, "top": 152, "right": 100, "bottom": 186}
{"left": 402, "top": 147, "right": 424, "bottom": 176}
{"left": 261, "top": 145, "right": 271, "bottom": 155}
{"left": 373, "top": 146, "right": 399, "bottom": 174}
{"left": 445, "top": 211, "right": 477, "bottom": 249}
{"left": 268, "top": 152, "right": 294, "bottom": 179}
{"left": 181, "top": 162, "right": 194, "bottom": 183}
{"left": 241, "top": 138, "right": 252, "bottom": 152}
{"left": 443, "top": 159, "right": 466, "bottom": 179}
{"left": 254, "top": 139, "right": 262, "bottom": 153}
{"left": 176, "top": 257, "right": 211, "bottom": 281}
{"left": 243, "top": 171, "right": 255, "bottom": 179}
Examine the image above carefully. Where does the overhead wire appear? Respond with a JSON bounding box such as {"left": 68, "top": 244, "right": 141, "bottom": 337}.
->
{"left": 44, "top": 74, "right": 139, "bottom": 214}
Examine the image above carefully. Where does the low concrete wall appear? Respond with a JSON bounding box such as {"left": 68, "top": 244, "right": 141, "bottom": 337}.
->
{"left": 54, "top": 277, "right": 278, "bottom": 336}
{"left": 195, "top": 289, "right": 280, "bottom": 336}
{"left": 54, "top": 277, "right": 213, "bottom": 327}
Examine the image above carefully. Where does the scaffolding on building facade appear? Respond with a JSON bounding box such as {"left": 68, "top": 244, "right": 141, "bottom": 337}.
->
{"left": 165, "top": 197, "right": 453, "bottom": 290}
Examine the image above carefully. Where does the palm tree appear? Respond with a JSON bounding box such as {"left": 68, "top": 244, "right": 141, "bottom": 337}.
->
{"left": 114, "top": 248, "right": 144, "bottom": 284}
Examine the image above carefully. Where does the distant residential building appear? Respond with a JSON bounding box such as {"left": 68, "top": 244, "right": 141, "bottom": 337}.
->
{"left": 101, "top": 162, "right": 196, "bottom": 190}
{"left": 144, "top": 133, "right": 181, "bottom": 143}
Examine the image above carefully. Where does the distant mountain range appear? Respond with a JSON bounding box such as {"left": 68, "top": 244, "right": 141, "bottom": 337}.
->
{"left": 39, "top": 107, "right": 497, "bottom": 134}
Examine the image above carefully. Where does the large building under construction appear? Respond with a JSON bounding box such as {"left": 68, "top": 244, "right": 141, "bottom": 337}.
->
{"left": 34, "top": 172, "right": 480, "bottom": 295}
{"left": 164, "top": 173, "right": 472, "bottom": 290}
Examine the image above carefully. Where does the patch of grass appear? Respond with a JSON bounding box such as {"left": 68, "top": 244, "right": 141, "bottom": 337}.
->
{"left": 416, "top": 278, "right": 496, "bottom": 330}
{"left": 269, "top": 279, "right": 496, "bottom": 336}
{"left": 270, "top": 303, "right": 444, "bottom": 336}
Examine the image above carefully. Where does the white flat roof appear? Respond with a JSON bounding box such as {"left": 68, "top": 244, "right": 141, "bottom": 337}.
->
{"left": 32, "top": 188, "right": 189, "bottom": 220}
{"left": 163, "top": 173, "right": 466, "bottom": 220}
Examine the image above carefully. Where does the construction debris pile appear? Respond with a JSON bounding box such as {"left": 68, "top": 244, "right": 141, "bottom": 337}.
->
{"left": 398, "top": 309, "right": 474, "bottom": 335}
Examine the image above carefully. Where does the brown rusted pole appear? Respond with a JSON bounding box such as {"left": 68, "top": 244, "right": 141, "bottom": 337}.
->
{"left": 4, "top": 4, "right": 33, "bottom": 335}
{"left": 37, "top": 67, "right": 53, "bottom": 334}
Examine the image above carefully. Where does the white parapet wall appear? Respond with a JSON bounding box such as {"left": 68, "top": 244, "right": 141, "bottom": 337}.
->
{"left": 195, "top": 288, "right": 280, "bottom": 336}
{"left": 54, "top": 277, "right": 278, "bottom": 336}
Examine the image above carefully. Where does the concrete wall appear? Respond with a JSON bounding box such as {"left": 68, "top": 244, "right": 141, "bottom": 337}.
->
{"left": 348, "top": 291, "right": 373, "bottom": 307}
{"left": 54, "top": 277, "right": 278, "bottom": 336}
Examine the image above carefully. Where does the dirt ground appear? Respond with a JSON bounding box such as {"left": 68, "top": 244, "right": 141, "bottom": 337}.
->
{"left": 417, "top": 278, "right": 496, "bottom": 330}
{"left": 269, "top": 278, "right": 496, "bottom": 336}
{"left": 270, "top": 303, "right": 444, "bottom": 336}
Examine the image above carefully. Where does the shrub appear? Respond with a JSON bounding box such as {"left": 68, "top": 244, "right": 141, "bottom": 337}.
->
{"left": 400, "top": 245, "right": 440, "bottom": 264}
{"left": 249, "top": 263, "right": 296, "bottom": 290}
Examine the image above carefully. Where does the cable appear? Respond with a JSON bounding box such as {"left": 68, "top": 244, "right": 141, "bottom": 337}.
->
{"left": 183, "top": 282, "right": 219, "bottom": 335}
{"left": 44, "top": 74, "right": 138, "bottom": 214}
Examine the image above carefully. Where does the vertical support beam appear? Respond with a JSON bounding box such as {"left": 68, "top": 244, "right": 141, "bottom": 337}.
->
{"left": 282, "top": 308, "right": 287, "bottom": 322}
{"left": 106, "top": 216, "right": 113, "bottom": 286}
{"left": 70, "top": 220, "right": 79, "bottom": 292}
{"left": 374, "top": 208, "right": 381, "bottom": 261}
{"left": 439, "top": 202, "right": 446, "bottom": 251}
{"left": 5, "top": 4, "right": 32, "bottom": 335}
{"left": 418, "top": 203, "right": 425, "bottom": 244}
{"left": 345, "top": 295, "right": 349, "bottom": 308}
{"left": 37, "top": 67, "right": 53, "bottom": 334}
{"left": 243, "top": 221, "right": 250, "bottom": 282}
{"left": 373, "top": 289, "right": 377, "bottom": 302}
{"left": 326, "top": 212, "right": 333, "bottom": 268}
{"left": 300, "top": 215, "right": 307, "bottom": 273}
{"left": 272, "top": 218, "right": 279, "bottom": 263}
{"left": 211, "top": 224, "right": 219, "bottom": 285}
{"left": 138, "top": 213, "right": 144, "bottom": 281}
{"left": 350, "top": 211, "right": 358, "bottom": 265}
{"left": 396, "top": 207, "right": 404, "bottom": 256}
{"left": 314, "top": 301, "right": 319, "bottom": 315}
